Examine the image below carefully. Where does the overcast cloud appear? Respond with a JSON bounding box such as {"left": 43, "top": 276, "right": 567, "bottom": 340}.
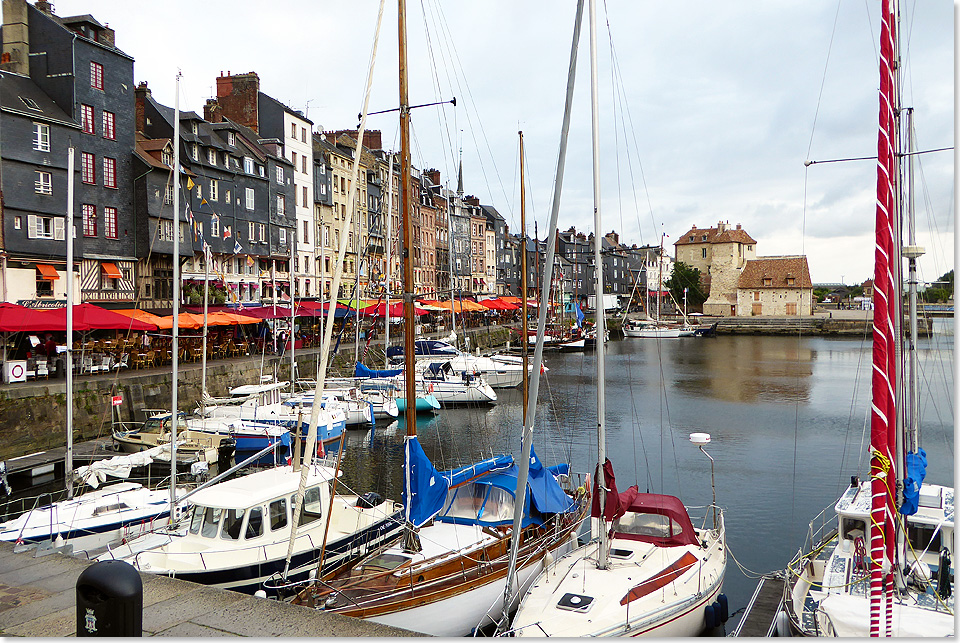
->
{"left": 61, "top": 0, "right": 954, "bottom": 284}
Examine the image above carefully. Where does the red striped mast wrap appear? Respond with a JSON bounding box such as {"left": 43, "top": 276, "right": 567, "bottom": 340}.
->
{"left": 870, "top": 0, "right": 898, "bottom": 636}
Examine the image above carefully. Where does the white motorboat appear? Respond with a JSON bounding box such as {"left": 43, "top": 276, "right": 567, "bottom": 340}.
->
{"left": 389, "top": 339, "right": 536, "bottom": 389}
{"left": 96, "top": 462, "right": 403, "bottom": 596}
{"left": 419, "top": 361, "right": 497, "bottom": 406}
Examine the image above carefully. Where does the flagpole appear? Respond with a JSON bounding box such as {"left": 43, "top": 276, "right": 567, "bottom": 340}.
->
{"left": 170, "top": 71, "right": 181, "bottom": 522}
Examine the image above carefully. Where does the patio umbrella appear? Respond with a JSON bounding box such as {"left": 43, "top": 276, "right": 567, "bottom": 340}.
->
{"left": 156, "top": 313, "right": 205, "bottom": 330}
{"left": 114, "top": 309, "right": 167, "bottom": 327}
{"left": 235, "top": 306, "right": 293, "bottom": 320}
{"left": 360, "top": 301, "right": 429, "bottom": 317}
{"left": 0, "top": 303, "right": 70, "bottom": 332}
{"left": 206, "top": 311, "right": 262, "bottom": 325}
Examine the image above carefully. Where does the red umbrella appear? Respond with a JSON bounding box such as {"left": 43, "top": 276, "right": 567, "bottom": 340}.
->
{"left": 0, "top": 303, "right": 70, "bottom": 332}
{"left": 235, "top": 306, "right": 293, "bottom": 320}
{"left": 359, "top": 301, "right": 428, "bottom": 317}
{"left": 44, "top": 303, "right": 157, "bottom": 330}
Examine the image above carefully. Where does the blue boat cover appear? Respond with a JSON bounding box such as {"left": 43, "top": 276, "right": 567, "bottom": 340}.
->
{"left": 575, "top": 302, "right": 585, "bottom": 328}
{"left": 444, "top": 454, "right": 514, "bottom": 488}
{"left": 355, "top": 362, "right": 402, "bottom": 378}
{"left": 403, "top": 436, "right": 450, "bottom": 528}
{"left": 528, "top": 446, "right": 576, "bottom": 515}
{"left": 900, "top": 448, "right": 928, "bottom": 516}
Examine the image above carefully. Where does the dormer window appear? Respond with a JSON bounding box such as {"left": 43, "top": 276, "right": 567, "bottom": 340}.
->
{"left": 787, "top": 277, "right": 796, "bottom": 286}
{"left": 243, "top": 157, "right": 254, "bottom": 174}
{"left": 227, "top": 132, "right": 236, "bottom": 146}
{"left": 19, "top": 96, "right": 42, "bottom": 111}
{"left": 701, "top": 234, "right": 707, "bottom": 241}
{"left": 207, "top": 149, "right": 217, "bottom": 165}
{"left": 763, "top": 278, "right": 772, "bottom": 287}
{"left": 191, "top": 122, "right": 198, "bottom": 135}
{"left": 162, "top": 150, "right": 172, "bottom": 166}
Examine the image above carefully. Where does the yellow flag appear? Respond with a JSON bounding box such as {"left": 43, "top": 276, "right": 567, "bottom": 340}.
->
{"left": 187, "top": 177, "right": 195, "bottom": 190}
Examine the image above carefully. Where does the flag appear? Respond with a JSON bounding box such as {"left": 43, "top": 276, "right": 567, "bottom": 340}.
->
{"left": 211, "top": 213, "right": 219, "bottom": 223}
{"left": 281, "top": 291, "right": 291, "bottom": 302}
{"left": 233, "top": 240, "right": 242, "bottom": 254}
{"left": 246, "top": 255, "right": 254, "bottom": 267}
{"left": 186, "top": 177, "right": 195, "bottom": 191}
{"left": 224, "top": 226, "right": 232, "bottom": 239}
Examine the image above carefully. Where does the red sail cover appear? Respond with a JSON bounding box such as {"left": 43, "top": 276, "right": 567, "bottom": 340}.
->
{"left": 870, "top": 0, "right": 898, "bottom": 635}
{"left": 591, "top": 458, "right": 624, "bottom": 521}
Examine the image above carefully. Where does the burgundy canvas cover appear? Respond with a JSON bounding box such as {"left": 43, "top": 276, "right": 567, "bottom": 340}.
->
{"left": 613, "top": 487, "right": 699, "bottom": 547}
{"left": 233, "top": 306, "right": 293, "bottom": 320}
{"left": 591, "top": 458, "right": 625, "bottom": 521}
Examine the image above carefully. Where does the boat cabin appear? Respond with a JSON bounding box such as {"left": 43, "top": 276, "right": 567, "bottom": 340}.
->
{"left": 612, "top": 491, "right": 699, "bottom": 548}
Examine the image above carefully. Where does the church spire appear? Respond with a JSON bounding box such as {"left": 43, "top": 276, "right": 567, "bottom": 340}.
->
{"left": 457, "top": 147, "right": 464, "bottom": 196}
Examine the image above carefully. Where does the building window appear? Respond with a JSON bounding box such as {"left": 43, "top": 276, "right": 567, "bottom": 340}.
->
{"left": 701, "top": 248, "right": 707, "bottom": 259}
{"left": 248, "top": 221, "right": 255, "bottom": 242}
{"left": 81, "top": 152, "right": 96, "bottom": 184}
{"left": 82, "top": 204, "right": 97, "bottom": 236}
{"left": 244, "top": 157, "right": 254, "bottom": 174}
{"left": 162, "top": 149, "right": 172, "bottom": 166}
{"left": 207, "top": 149, "right": 217, "bottom": 165}
{"left": 245, "top": 187, "right": 255, "bottom": 210}
{"left": 227, "top": 132, "right": 235, "bottom": 146}
{"left": 290, "top": 123, "right": 297, "bottom": 138}
{"left": 301, "top": 126, "right": 307, "bottom": 143}
{"left": 195, "top": 182, "right": 201, "bottom": 199}
{"left": 35, "top": 171, "right": 52, "bottom": 195}
{"left": 102, "top": 111, "right": 115, "bottom": 139}
{"left": 33, "top": 123, "right": 50, "bottom": 152}
{"left": 103, "top": 157, "right": 117, "bottom": 188}
{"left": 210, "top": 215, "right": 220, "bottom": 238}
{"left": 14, "top": 216, "right": 21, "bottom": 230}
{"left": 258, "top": 223, "right": 266, "bottom": 242}
{"left": 190, "top": 144, "right": 198, "bottom": 161}
{"left": 27, "top": 214, "right": 60, "bottom": 239}
{"left": 279, "top": 228, "right": 287, "bottom": 245}
{"left": 301, "top": 156, "right": 307, "bottom": 174}
{"left": 160, "top": 219, "right": 174, "bottom": 242}
{"left": 277, "top": 194, "right": 285, "bottom": 215}
{"left": 164, "top": 184, "right": 173, "bottom": 204}
{"left": 302, "top": 219, "right": 309, "bottom": 244}
{"left": 302, "top": 186, "right": 308, "bottom": 207}
{"left": 754, "top": 291, "right": 760, "bottom": 301}
{"left": 90, "top": 61, "right": 104, "bottom": 90}
{"left": 209, "top": 179, "right": 218, "bottom": 201}
{"left": 81, "top": 104, "right": 95, "bottom": 134}
{"left": 763, "top": 278, "right": 772, "bottom": 287}
{"left": 258, "top": 165, "right": 265, "bottom": 177}
{"left": 191, "top": 122, "right": 198, "bottom": 135}
{"left": 104, "top": 207, "right": 118, "bottom": 239}
{"left": 276, "top": 165, "right": 284, "bottom": 184}
{"left": 787, "top": 277, "right": 796, "bottom": 286}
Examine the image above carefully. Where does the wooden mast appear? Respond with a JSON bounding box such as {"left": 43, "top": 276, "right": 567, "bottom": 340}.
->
{"left": 398, "top": 0, "right": 416, "bottom": 436}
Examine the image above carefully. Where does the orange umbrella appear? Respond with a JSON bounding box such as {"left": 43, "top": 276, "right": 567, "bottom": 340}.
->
{"left": 207, "top": 311, "right": 262, "bottom": 325}
{"left": 114, "top": 309, "right": 167, "bottom": 326}
{"left": 156, "top": 313, "right": 205, "bottom": 329}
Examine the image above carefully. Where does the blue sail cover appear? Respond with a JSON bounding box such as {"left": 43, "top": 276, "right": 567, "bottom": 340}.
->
{"left": 444, "top": 454, "right": 514, "bottom": 488}
{"left": 528, "top": 445, "right": 577, "bottom": 514}
{"left": 575, "top": 302, "right": 585, "bottom": 328}
{"left": 402, "top": 436, "right": 450, "bottom": 528}
{"left": 900, "top": 448, "right": 928, "bottom": 516}
{"left": 355, "top": 362, "right": 403, "bottom": 378}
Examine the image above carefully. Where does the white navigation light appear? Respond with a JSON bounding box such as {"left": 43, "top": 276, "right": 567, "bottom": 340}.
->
{"left": 689, "top": 432, "right": 711, "bottom": 446}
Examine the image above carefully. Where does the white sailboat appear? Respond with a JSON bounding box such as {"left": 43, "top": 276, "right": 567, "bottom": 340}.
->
{"left": 509, "top": 1, "right": 726, "bottom": 636}
{"left": 782, "top": 0, "right": 954, "bottom": 636}
{"left": 622, "top": 236, "right": 694, "bottom": 338}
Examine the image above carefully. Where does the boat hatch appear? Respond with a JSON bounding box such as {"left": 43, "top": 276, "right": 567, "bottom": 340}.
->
{"left": 557, "top": 592, "right": 595, "bottom": 613}
{"left": 93, "top": 502, "right": 130, "bottom": 516}
{"left": 609, "top": 547, "right": 633, "bottom": 560}
{"left": 358, "top": 553, "right": 409, "bottom": 574}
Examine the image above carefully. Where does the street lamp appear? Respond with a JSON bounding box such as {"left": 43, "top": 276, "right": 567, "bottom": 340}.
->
{"left": 690, "top": 432, "right": 717, "bottom": 528}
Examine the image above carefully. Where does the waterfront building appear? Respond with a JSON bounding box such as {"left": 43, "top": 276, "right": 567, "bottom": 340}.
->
{"left": 736, "top": 256, "right": 814, "bottom": 316}
{"left": 1, "top": 0, "right": 137, "bottom": 306}
{"left": 482, "top": 205, "right": 507, "bottom": 296}
{"left": 674, "top": 221, "right": 757, "bottom": 317}
{"left": 312, "top": 134, "right": 337, "bottom": 299}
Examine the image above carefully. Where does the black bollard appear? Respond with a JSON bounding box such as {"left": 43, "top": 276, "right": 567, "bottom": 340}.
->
{"left": 76, "top": 560, "right": 142, "bottom": 637}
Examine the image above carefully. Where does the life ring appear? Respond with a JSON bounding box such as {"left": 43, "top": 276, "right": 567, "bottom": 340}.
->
{"left": 427, "top": 383, "right": 435, "bottom": 394}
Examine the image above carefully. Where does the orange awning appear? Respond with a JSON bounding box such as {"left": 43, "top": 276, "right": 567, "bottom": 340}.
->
{"left": 36, "top": 264, "right": 60, "bottom": 281}
{"left": 156, "top": 313, "right": 204, "bottom": 329}
{"left": 101, "top": 262, "right": 123, "bottom": 279}
{"left": 114, "top": 309, "right": 166, "bottom": 326}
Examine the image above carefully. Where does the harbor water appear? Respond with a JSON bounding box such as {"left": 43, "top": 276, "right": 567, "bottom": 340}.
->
{"left": 336, "top": 320, "right": 954, "bottom": 631}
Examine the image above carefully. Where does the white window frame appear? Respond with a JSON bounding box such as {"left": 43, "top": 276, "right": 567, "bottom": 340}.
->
{"left": 209, "top": 179, "right": 219, "bottom": 202}
{"left": 33, "top": 122, "right": 50, "bottom": 152}
{"left": 35, "top": 171, "right": 52, "bottom": 195}
{"left": 279, "top": 228, "right": 287, "bottom": 245}
{"left": 207, "top": 149, "right": 217, "bottom": 165}
{"left": 276, "top": 165, "right": 284, "bottom": 184}
{"left": 243, "top": 157, "right": 254, "bottom": 174}
{"left": 210, "top": 216, "right": 220, "bottom": 238}
{"left": 245, "top": 187, "right": 255, "bottom": 210}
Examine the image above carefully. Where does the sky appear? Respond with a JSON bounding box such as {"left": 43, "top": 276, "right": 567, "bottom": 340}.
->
{"left": 58, "top": 0, "right": 954, "bottom": 285}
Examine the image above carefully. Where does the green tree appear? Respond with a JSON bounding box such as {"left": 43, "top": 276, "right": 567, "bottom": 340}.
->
{"left": 665, "top": 261, "right": 707, "bottom": 311}
{"left": 813, "top": 287, "right": 830, "bottom": 303}
{"left": 935, "top": 270, "right": 953, "bottom": 298}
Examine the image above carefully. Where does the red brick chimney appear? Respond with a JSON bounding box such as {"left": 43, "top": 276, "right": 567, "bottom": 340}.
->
{"left": 203, "top": 98, "right": 223, "bottom": 123}
{"left": 424, "top": 168, "right": 441, "bottom": 185}
{"left": 134, "top": 81, "right": 151, "bottom": 133}
{"left": 216, "top": 71, "right": 260, "bottom": 133}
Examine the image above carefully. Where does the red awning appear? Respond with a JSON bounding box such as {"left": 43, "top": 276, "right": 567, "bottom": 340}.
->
{"left": 36, "top": 264, "right": 60, "bottom": 281}
{"left": 101, "top": 263, "right": 123, "bottom": 279}
{"left": 0, "top": 303, "right": 67, "bottom": 332}
{"left": 43, "top": 303, "right": 157, "bottom": 331}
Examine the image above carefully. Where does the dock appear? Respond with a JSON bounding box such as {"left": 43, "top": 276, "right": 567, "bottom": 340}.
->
{"left": 731, "top": 575, "right": 785, "bottom": 637}
{"left": 0, "top": 540, "right": 422, "bottom": 637}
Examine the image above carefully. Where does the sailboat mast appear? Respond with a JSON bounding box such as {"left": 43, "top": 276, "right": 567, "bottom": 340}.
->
{"left": 384, "top": 153, "right": 393, "bottom": 369}
{"left": 587, "top": 0, "right": 609, "bottom": 569}
{"left": 519, "top": 132, "right": 529, "bottom": 423}
{"left": 65, "top": 147, "right": 75, "bottom": 500}
{"left": 201, "top": 244, "right": 209, "bottom": 414}
{"left": 171, "top": 72, "right": 181, "bottom": 517}
{"left": 501, "top": 0, "right": 584, "bottom": 615}
{"left": 447, "top": 183, "right": 457, "bottom": 345}
{"left": 903, "top": 108, "right": 921, "bottom": 455}
{"left": 398, "top": 0, "right": 416, "bottom": 436}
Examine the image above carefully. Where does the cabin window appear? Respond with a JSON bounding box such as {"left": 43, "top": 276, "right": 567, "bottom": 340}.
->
{"left": 617, "top": 512, "right": 676, "bottom": 539}
{"left": 442, "top": 483, "right": 487, "bottom": 521}
{"left": 907, "top": 523, "right": 941, "bottom": 552}
{"left": 479, "top": 486, "right": 514, "bottom": 523}
{"left": 246, "top": 507, "right": 264, "bottom": 539}
{"left": 841, "top": 517, "right": 866, "bottom": 541}
{"left": 294, "top": 487, "right": 323, "bottom": 526}
{"left": 93, "top": 502, "right": 129, "bottom": 516}
{"left": 192, "top": 506, "right": 223, "bottom": 538}
{"left": 269, "top": 498, "right": 288, "bottom": 531}
{"left": 220, "top": 508, "right": 246, "bottom": 540}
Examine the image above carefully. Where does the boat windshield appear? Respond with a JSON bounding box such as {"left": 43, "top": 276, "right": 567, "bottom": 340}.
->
{"left": 189, "top": 506, "right": 224, "bottom": 538}
{"left": 438, "top": 481, "right": 515, "bottom": 525}
{"left": 220, "top": 508, "right": 245, "bottom": 540}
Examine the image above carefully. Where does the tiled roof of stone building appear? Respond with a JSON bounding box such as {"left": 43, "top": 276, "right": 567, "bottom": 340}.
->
{"left": 675, "top": 222, "right": 757, "bottom": 246}
{"left": 738, "top": 256, "right": 812, "bottom": 289}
